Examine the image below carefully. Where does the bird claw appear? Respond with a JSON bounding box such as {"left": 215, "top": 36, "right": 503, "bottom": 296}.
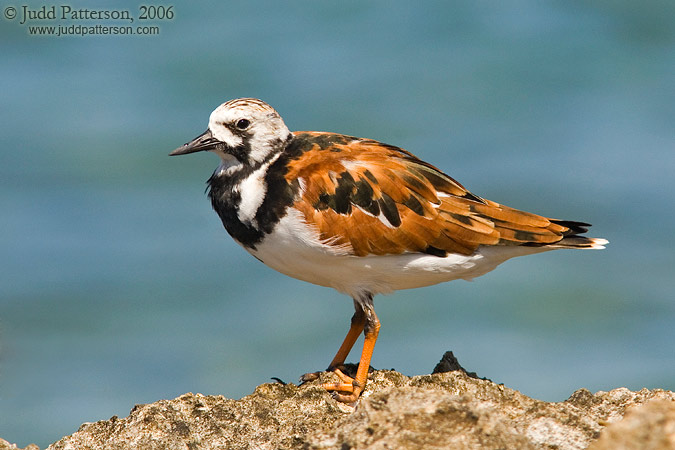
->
{"left": 299, "top": 371, "right": 321, "bottom": 384}
{"left": 330, "top": 390, "right": 361, "bottom": 404}
{"left": 300, "top": 364, "right": 350, "bottom": 384}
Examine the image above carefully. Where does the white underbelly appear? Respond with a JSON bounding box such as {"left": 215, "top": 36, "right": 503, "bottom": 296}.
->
{"left": 247, "top": 209, "right": 549, "bottom": 298}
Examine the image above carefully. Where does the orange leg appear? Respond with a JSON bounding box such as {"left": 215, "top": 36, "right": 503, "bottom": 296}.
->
{"left": 322, "top": 297, "right": 380, "bottom": 403}
{"left": 327, "top": 300, "right": 366, "bottom": 370}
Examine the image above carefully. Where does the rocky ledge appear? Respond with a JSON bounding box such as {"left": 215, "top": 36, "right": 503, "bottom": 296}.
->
{"left": 4, "top": 352, "right": 674, "bottom": 450}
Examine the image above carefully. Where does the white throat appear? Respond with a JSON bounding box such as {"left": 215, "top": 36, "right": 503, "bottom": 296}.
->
{"left": 214, "top": 151, "right": 244, "bottom": 176}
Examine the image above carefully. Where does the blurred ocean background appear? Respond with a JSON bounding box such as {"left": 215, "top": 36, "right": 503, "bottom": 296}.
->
{"left": 1, "top": 1, "right": 674, "bottom": 447}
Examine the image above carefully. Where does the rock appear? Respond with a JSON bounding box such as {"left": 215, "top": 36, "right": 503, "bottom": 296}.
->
{"left": 4, "top": 354, "right": 672, "bottom": 449}
{"left": 0, "top": 438, "right": 39, "bottom": 450}
{"left": 431, "top": 350, "right": 484, "bottom": 380}
{"left": 40, "top": 360, "right": 674, "bottom": 450}
{"left": 588, "top": 399, "right": 675, "bottom": 450}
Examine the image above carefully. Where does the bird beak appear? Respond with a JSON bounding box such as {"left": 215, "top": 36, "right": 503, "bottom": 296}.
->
{"left": 169, "top": 129, "right": 220, "bottom": 156}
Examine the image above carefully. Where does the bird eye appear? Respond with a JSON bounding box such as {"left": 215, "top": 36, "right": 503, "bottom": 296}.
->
{"left": 236, "top": 119, "right": 250, "bottom": 130}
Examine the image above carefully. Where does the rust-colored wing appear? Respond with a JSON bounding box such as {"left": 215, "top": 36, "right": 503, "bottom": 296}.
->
{"left": 285, "top": 132, "right": 591, "bottom": 257}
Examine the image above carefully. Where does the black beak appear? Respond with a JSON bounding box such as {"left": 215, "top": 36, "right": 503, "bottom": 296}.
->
{"left": 169, "top": 129, "right": 221, "bottom": 156}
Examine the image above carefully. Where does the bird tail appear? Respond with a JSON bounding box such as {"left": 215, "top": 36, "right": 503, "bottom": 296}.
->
{"left": 550, "top": 236, "right": 609, "bottom": 249}
{"left": 547, "top": 220, "right": 608, "bottom": 249}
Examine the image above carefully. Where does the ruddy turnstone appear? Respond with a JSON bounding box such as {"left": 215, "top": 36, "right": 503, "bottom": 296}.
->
{"left": 170, "top": 98, "right": 608, "bottom": 403}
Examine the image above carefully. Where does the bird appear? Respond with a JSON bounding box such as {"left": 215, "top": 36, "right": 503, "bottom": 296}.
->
{"left": 170, "top": 98, "right": 608, "bottom": 403}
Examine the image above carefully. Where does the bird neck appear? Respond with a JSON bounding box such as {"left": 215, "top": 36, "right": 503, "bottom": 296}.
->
{"left": 206, "top": 146, "right": 299, "bottom": 249}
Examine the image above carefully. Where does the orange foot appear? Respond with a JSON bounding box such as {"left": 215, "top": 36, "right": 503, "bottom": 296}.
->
{"left": 300, "top": 366, "right": 366, "bottom": 403}
{"left": 320, "top": 367, "right": 365, "bottom": 403}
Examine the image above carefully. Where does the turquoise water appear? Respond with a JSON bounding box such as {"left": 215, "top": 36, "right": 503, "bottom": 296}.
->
{"left": 2, "top": 1, "right": 674, "bottom": 447}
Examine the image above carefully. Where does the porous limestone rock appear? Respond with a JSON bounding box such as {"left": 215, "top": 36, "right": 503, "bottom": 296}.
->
{"left": 4, "top": 354, "right": 672, "bottom": 450}
{"left": 0, "top": 438, "right": 39, "bottom": 450}
{"left": 588, "top": 399, "right": 675, "bottom": 450}
{"left": 41, "top": 363, "right": 673, "bottom": 450}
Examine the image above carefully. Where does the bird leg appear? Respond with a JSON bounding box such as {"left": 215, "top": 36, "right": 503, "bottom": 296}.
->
{"left": 299, "top": 299, "right": 364, "bottom": 384}
{"left": 322, "top": 297, "right": 380, "bottom": 403}
{"left": 327, "top": 299, "right": 366, "bottom": 371}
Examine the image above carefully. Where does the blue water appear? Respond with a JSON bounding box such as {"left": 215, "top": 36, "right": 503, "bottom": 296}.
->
{"left": 2, "top": 1, "right": 674, "bottom": 447}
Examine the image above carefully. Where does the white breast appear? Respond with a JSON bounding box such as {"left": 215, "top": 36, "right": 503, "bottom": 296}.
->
{"left": 247, "top": 208, "right": 551, "bottom": 299}
{"left": 236, "top": 152, "right": 283, "bottom": 227}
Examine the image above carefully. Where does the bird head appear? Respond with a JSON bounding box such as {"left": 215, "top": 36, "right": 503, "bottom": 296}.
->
{"left": 170, "top": 98, "right": 291, "bottom": 167}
